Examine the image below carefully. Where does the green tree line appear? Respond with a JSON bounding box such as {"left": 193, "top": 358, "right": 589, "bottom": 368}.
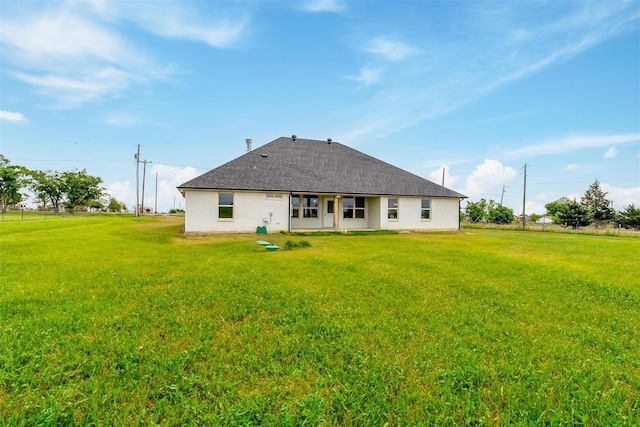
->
{"left": 463, "top": 180, "right": 639, "bottom": 230}
{"left": 0, "top": 155, "right": 126, "bottom": 214}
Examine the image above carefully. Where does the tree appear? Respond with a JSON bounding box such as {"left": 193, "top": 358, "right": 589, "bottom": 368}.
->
{"left": 581, "top": 179, "right": 614, "bottom": 229}
{"left": 0, "top": 155, "right": 26, "bottom": 213}
{"left": 28, "top": 170, "right": 65, "bottom": 213}
{"left": 107, "top": 197, "right": 125, "bottom": 212}
{"left": 545, "top": 197, "right": 571, "bottom": 225}
{"left": 488, "top": 205, "right": 515, "bottom": 224}
{"left": 529, "top": 213, "right": 542, "bottom": 223}
{"left": 618, "top": 204, "right": 640, "bottom": 230}
{"left": 87, "top": 199, "right": 104, "bottom": 212}
{"left": 557, "top": 199, "right": 591, "bottom": 229}
{"left": 465, "top": 199, "right": 489, "bottom": 223}
{"left": 61, "top": 170, "right": 104, "bottom": 208}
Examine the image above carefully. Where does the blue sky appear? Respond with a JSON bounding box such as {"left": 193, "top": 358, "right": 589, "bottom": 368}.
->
{"left": 1, "top": 0, "right": 639, "bottom": 214}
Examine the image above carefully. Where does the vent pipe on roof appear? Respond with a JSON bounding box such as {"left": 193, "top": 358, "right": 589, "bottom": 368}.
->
{"left": 246, "top": 138, "right": 252, "bottom": 152}
{"left": 327, "top": 138, "right": 332, "bottom": 144}
{"left": 291, "top": 134, "right": 297, "bottom": 141}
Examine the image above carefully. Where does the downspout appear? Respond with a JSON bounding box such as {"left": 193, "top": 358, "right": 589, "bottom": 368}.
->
{"left": 288, "top": 192, "right": 292, "bottom": 232}
{"left": 458, "top": 198, "right": 462, "bottom": 231}
{"left": 333, "top": 194, "right": 339, "bottom": 230}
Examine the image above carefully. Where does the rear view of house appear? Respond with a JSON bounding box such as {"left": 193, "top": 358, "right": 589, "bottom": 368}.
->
{"left": 177, "top": 136, "right": 466, "bottom": 233}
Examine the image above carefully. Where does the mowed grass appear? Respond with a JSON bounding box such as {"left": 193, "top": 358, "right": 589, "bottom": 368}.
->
{"left": 0, "top": 214, "right": 638, "bottom": 426}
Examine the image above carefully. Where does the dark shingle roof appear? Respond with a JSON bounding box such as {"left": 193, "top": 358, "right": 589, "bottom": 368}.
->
{"left": 178, "top": 137, "right": 466, "bottom": 198}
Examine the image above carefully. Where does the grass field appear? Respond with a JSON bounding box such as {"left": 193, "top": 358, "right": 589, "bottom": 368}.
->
{"left": 1, "top": 213, "right": 638, "bottom": 425}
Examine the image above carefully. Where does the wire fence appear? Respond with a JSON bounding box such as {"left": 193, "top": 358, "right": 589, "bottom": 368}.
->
{"left": 0, "top": 209, "right": 132, "bottom": 222}
{"left": 461, "top": 221, "right": 637, "bottom": 235}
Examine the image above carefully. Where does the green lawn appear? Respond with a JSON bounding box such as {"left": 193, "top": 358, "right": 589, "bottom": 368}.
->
{"left": 1, "top": 214, "right": 638, "bottom": 425}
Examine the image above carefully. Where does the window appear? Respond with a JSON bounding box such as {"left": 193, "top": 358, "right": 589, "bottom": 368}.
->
{"left": 302, "top": 195, "right": 319, "bottom": 218}
{"left": 327, "top": 200, "right": 334, "bottom": 214}
{"left": 291, "top": 195, "right": 299, "bottom": 218}
{"left": 219, "top": 193, "right": 233, "bottom": 219}
{"left": 343, "top": 196, "right": 365, "bottom": 219}
{"left": 421, "top": 199, "right": 431, "bottom": 220}
{"left": 291, "top": 194, "right": 319, "bottom": 218}
{"left": 388, "top": 197, "right": 398, "bottom": 220}
{"left": 355, "top": 197, "right": 365, "bottom": 218}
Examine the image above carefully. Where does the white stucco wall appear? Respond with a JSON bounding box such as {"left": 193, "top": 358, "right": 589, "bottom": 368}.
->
{"left": 183, "top": 190, "right": 461, "bottom": 233}
{"left": 183, "top": 190, "right": 289, "bottom": 233}
{"left": 377, "top": 196, "right": 460, "bottom": 231}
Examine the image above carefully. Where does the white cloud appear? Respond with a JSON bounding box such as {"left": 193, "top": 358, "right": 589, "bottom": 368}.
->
{"left": 0, "top": 110, "right": 27, "bottom": 123}
{"left": 602, "top": 183, "right": 640, "bottom": 210}
{"left": 0, "top": 6, "right": 160, "bottom": 108}
{"left": 505, "top": 134, "right": 640, "bottom": 158}
{"left": 526, "top": 200, "right": 548, "bottom": 216}
{"left": 366, "top": 37, "right": 419, "bottom": 61}
{"left": 604, "top": 147, "right": 617, "bottom": 159}
{"left": 347, "top": 67, "right": 381, "bottom": 86}
{"left": 464, "top": 159, "right": 518, "bottom": 197}
{"left": 524, "top": 193, "right": 550, "bottom": 216}
{"left": 114, "top": 164, "right": 199, "bottom": 212}
{"left": 565, "top": 164, "right": 580, "bottom": 171}
{"left": 105, "top": 181, "right": 134, "bottom": 210}
{"left": 11, "top": 68, "right": 139, "bottom": 108}
{"left": 301, "top": 0, "right": 346, "bottom": 13}
{"left": 0, "top": 9, "right": 138, "bottom": 69}
{"left": 339, "top": 3, "right": 640, "bottom": 145}
{"left": 429, "top": 164, "right": 458, "bottom": 187}
{"left": 115, "top": 3, "right": 248, "bottom": 48}
{"left": 0, "top": 2, "right": 245, "bottom": 108}
{"left": 149, "top": 165, "right": 199, "bottom": 212}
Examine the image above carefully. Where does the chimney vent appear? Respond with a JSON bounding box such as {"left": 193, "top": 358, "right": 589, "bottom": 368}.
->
{"left": 327, "top": 138, "right": 332, "bottom": 144}
{"left": 246, "top": 138, "right": 252, "bottom": 152}
{"left": 291, "top": 134, "right": 297, "bottom": 141}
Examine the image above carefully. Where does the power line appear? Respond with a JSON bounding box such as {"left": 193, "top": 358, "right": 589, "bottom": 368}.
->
{"left": 11, "top": 158, "right": 210, "bottom": 171}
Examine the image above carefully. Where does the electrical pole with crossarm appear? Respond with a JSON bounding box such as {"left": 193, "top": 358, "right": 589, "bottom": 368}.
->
{"left": 134, "top": 144, "right": 140, "bottom": 217}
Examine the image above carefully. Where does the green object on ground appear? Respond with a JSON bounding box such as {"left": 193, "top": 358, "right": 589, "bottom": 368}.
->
{"left": 265, "top": 245, "right": 279, "bottom": 251}
{"left": 256, "top": 226, "right": 267, "bottom": 234}
{"left": 256, "top": 240, "right": 270, "bottom": 246}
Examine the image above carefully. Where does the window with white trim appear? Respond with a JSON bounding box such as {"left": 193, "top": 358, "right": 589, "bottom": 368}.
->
{"left": 421, "top": 199, "right": 431, "bottom": 220}
{"left": 218, "top": 193, "right": 233, "bottom": 219}
{"left": 388, "top": 198, "right": 398, "bottom": 220}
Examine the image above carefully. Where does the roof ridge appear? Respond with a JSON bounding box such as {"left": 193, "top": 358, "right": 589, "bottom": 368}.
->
{"left": 178, "top": 136, "right": 466, "bottom": 199}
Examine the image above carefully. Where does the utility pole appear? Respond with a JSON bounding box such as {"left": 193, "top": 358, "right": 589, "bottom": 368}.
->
{"left": 141, "top": 160, "right": 152, "bottom": 214}
{"left": 154, "top": 172, "right": 158, "bottom": 214}
{"left": 134, "top": 144, "right": 140, "bottom": 217}
{"left": 522, "top": 163, "right": 527, "bottom": 230}
{"left": 500, "top": 185, "right": 506, "bottom": 205}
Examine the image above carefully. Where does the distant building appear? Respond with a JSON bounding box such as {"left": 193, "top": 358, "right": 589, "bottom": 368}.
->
{"left": 537, "top": 215, "right": 554, "bottom": 224}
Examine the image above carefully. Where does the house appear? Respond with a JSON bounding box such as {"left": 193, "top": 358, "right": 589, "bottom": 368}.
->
{"left": 536, "top": 215, "right": 554, "bottom": 224}
{"left": 177, "top": 136, "right": 466, "bottom": 233}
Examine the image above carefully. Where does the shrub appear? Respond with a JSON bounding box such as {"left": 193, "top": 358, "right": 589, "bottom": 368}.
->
{"left": 284, "top": 240, "right": 311, "bottom": 250}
